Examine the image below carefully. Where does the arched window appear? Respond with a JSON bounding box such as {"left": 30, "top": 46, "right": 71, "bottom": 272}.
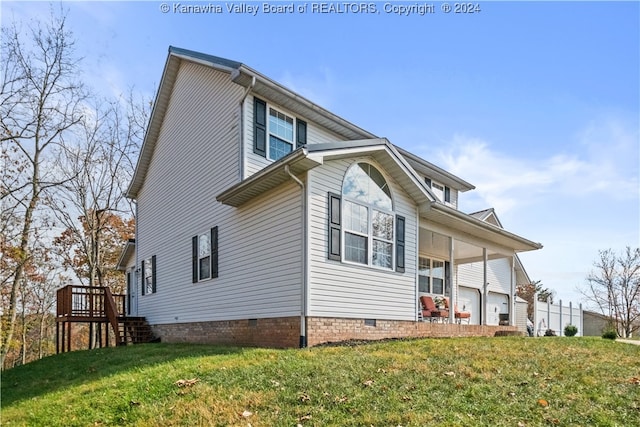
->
{"left": 342, "top": 163, "right": 395, "bottom": 269}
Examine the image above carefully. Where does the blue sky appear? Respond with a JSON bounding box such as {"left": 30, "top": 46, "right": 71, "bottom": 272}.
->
{"left": 3, "top": 1, "right": 638, "bottom": 306}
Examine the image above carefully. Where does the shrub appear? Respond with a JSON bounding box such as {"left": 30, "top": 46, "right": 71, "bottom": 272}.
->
{"left": 602, "top": 330, "right": 617, "bottom": 340}
{"left": 564, "top": 325, "right": 578, "bottom": 337}
{"left": 544, "top": 329, "right": 557, "bottom": 337}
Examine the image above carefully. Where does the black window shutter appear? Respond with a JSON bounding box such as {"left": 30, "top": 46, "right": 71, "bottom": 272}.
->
{"left": 445, "top": 261, "right": 451, "bottom": 295}
{"left": 396, "top": 215, "right": 406, "bottom": 273}
{"left": 444, "top": 186, "right": 451, "bottom": 203}
{"left": 253, "top": 97, "right": 267, "bottom": 157}
{"left": 296, "top": 119, "right": 307, "bottom": 148}
{"left": 211, "top": 227, "right": 218, "bottom": 279}
{"left": 425, "top": 177, "right": 432, "bottom": 188}
{"left": 151, "top": 255, "right": 157, "bottom": 293}
{"left": 141, "top": 259, "right": 146, "bottom": 295}
{"left": 192, "top": 235, "right": 198, "bottom": 283}
{"left": 328, "top": 192, "right": 341, "bottom": 261}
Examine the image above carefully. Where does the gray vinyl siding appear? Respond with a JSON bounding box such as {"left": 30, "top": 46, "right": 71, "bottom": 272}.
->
{"left": 243, "top": 94, "right": 344, "bottom": 178}
{"left": 307, "top": 157, "right": 418, "bottom": 321}
{"left": 136, "top": 61, "right": 302, "bottom": 325}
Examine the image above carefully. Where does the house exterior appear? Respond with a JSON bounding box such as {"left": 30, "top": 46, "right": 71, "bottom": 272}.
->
{"left": 121, "top": 46, "right": 542, "bottom": 348}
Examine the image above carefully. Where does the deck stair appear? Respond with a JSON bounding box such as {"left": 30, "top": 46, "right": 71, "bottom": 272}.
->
{"left": 119, "top": 317, "right": 155, "bottom": 344}
{"left": 56, "top": 285, "right": 156, "bottom": 352}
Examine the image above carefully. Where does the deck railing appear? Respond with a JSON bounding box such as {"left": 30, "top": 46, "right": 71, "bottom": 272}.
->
{"left": 56, "top": 285, "right": 126, "bottom": 319}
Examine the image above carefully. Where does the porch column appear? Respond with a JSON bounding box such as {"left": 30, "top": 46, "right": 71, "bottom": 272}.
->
{"left": 482, "top": 248, "right": 488, "bottom": 326}
{"left": 449, "top": 236, "right": 455, "bottom": 324}
{"left": 510, "top": 255, "right": 516, "bottom": 326}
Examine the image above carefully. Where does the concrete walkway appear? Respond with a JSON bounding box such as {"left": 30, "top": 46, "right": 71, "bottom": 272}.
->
{"left": 617, "top": 339, "right": 640, "bottom": 345}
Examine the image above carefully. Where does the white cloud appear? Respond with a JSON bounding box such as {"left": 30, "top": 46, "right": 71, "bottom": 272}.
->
{"left": 432, "top": 115, "right": 639, "bottom": 215}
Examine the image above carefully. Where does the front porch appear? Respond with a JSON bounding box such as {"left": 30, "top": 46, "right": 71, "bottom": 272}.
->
{"left": 417, "top": 206, "right": 541, "bottom": 328}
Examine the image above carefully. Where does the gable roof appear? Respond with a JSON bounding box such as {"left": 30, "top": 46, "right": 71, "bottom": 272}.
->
{"left": 126, "top": 46, "right": 474, "bottom": 199}
{"left": 467, "top": 208, "right": 535, "bottom": 278}
{"left": 395, "top": 146, "right": 475, "bottom": 192}
{"left": 216, "top": 138, "right": 437, "bottom": 207}
{"left": 216, "top": 139, "right": 542, "bottom": 253}
{"left": 126, "top": 46, "right": 376, "bottom": 199}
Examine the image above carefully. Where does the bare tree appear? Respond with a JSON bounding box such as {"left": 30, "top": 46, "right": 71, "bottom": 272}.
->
{"left": 581, "top": 247, "right": 640, "bottom": 338}
{"left": 0, "top": 8, "right": 85, "bottom": 367}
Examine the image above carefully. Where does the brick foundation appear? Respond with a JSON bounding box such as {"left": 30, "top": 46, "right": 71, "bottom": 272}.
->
{"left": 151, "top": 316, "right": 520, "bottom": 348}
{"left": 306, "top": 317, "right": 520, "bottom": 347}
{"left": 152, "top": 317, "right": 300, "bottom": 348}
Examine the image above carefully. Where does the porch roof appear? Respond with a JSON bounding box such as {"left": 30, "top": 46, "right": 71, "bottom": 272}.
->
{"left": 216, "top": 139, "right": 541, "bottom": 254}
{"left": 421, "top": 203, "right": 542, "bottom": 253}
{"left": 116, "top": 239, "right": 136, "bottom": 271}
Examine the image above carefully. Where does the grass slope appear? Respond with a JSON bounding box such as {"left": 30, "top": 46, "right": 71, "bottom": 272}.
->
{"left": 2, "top": 337, "right": 639, "bottom": 426}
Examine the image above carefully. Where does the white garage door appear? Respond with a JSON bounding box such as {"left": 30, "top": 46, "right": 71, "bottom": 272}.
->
{"left": 487, "top": 292, "right": 509, "bottom": 325}
{"left": 458, "top": 287, "right": 481, "bottom": 325}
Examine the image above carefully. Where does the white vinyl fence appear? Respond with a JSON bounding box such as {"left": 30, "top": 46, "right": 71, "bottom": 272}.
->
{"left": 534, "top": 297, "right": 583, "bottom": 337}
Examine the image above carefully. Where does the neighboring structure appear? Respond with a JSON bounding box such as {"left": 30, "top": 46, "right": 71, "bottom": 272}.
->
{"left": 120, "top": 46, "right": 542, "bottom": 348}
{"left": 582, "top": 310, "right": 612, "bottom": 336}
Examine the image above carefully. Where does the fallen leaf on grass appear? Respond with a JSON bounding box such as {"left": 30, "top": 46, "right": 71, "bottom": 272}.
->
{"left": 174, "top": 378, "right": 199, "bottom": 387}
{"left": 241, "top": 410, "right": 253, "bottom": 418}
{"left": 629, "top": 377, "right": 640, "bottom": 385}
{"left": 444, "top": 371, "right": 456, "bottom": 377}
{"left": 362, "top": 379, "right": 374, "bottom": 387}
{"left": 537, "top": 399, "right": 549, "bottom": 407}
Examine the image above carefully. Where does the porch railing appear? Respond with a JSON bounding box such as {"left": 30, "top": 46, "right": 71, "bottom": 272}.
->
{"left": 56, "top": 285, "right": 126, "bottom": 318}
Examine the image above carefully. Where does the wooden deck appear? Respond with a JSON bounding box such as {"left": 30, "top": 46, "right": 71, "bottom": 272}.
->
{"left": 56, "top": 285, "right": 154, "bottom": 353}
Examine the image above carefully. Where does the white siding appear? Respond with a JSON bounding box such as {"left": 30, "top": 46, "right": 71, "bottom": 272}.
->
{"left": 243, "top": 95, "right": 344, "bottom": 178}
{"left": 136, "top": 62, "right": 303, "bottom": 325}
{"left": 456, "top": 258, "right": 512, "bottom": 325}
{"left": 456, "top": 257, "right": 513, "bottom": 295}
{"left": 307, "top": 157, "right": 418, "bottom": 320}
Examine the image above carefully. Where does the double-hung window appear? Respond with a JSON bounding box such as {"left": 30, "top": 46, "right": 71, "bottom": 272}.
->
{"left": 141, "top": 255, "right": 156, "bottom": 295}
{"left": 268, "top": 108, "right": 294, "bottom": 161}
{"left": 342, "top": 163, "right": 395, "bottom": 270}
{"left": 192, "top": 227, "right": 218, "bottom": 283}
{"left": 425, "top": 178, "right": 451, "bottom": 204}
{"left": 418, "top": 256, "right": 445, "bottom": 295}
{"left": 253, "top": 97, "right": 307, "bottom": 161}
{"left": 198, "top": 233, "right": 211, "bottom": 280}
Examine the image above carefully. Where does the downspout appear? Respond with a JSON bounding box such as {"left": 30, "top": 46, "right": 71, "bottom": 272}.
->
{"left": 134, "top": 200, "right": 139, "bottom": 316}
{"left": 285, "top": 164, "right": 307, "bottom": 348}
{"left": 238, "top": 76, "right": 256, "bottom": 181}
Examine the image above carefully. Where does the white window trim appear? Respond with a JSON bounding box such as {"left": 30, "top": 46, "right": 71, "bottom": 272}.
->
{"left": 267, "top": 105, "right": 296, "bottom": 161}
{"left": 418, "top": 256, "right": 446, "bottom": 296}
{"left": 197, "top": 232, "right": 211, "bottom": 282}
{"left": 341, "top": 162, "right": 395, "bottom": 272}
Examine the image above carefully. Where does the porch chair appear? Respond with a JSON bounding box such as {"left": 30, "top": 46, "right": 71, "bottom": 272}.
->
{"left": 420, "top": 296, "right": 449, "bottom": 323}
{"left": 444, "top": 297, "right": 471, "bottom": 324}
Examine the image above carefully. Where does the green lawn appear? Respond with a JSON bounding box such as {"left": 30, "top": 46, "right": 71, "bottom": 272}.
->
{"left": 2, "top": 337, "right": 639, "bottom": 426}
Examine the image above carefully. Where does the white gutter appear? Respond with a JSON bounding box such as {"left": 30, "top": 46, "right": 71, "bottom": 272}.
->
{"left": 284, "top": 165, "right": 308, "bottom": 348}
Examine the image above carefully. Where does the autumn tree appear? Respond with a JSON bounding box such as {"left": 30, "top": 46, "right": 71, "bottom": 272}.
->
{"left": 516, "top": 280, "right": 555, "bottom": 321}
{"left": 0, "top": 8, "right": 85, "bottom": 367}
{"left": 580, "top": 247, "right": 640, "bottom": 338}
